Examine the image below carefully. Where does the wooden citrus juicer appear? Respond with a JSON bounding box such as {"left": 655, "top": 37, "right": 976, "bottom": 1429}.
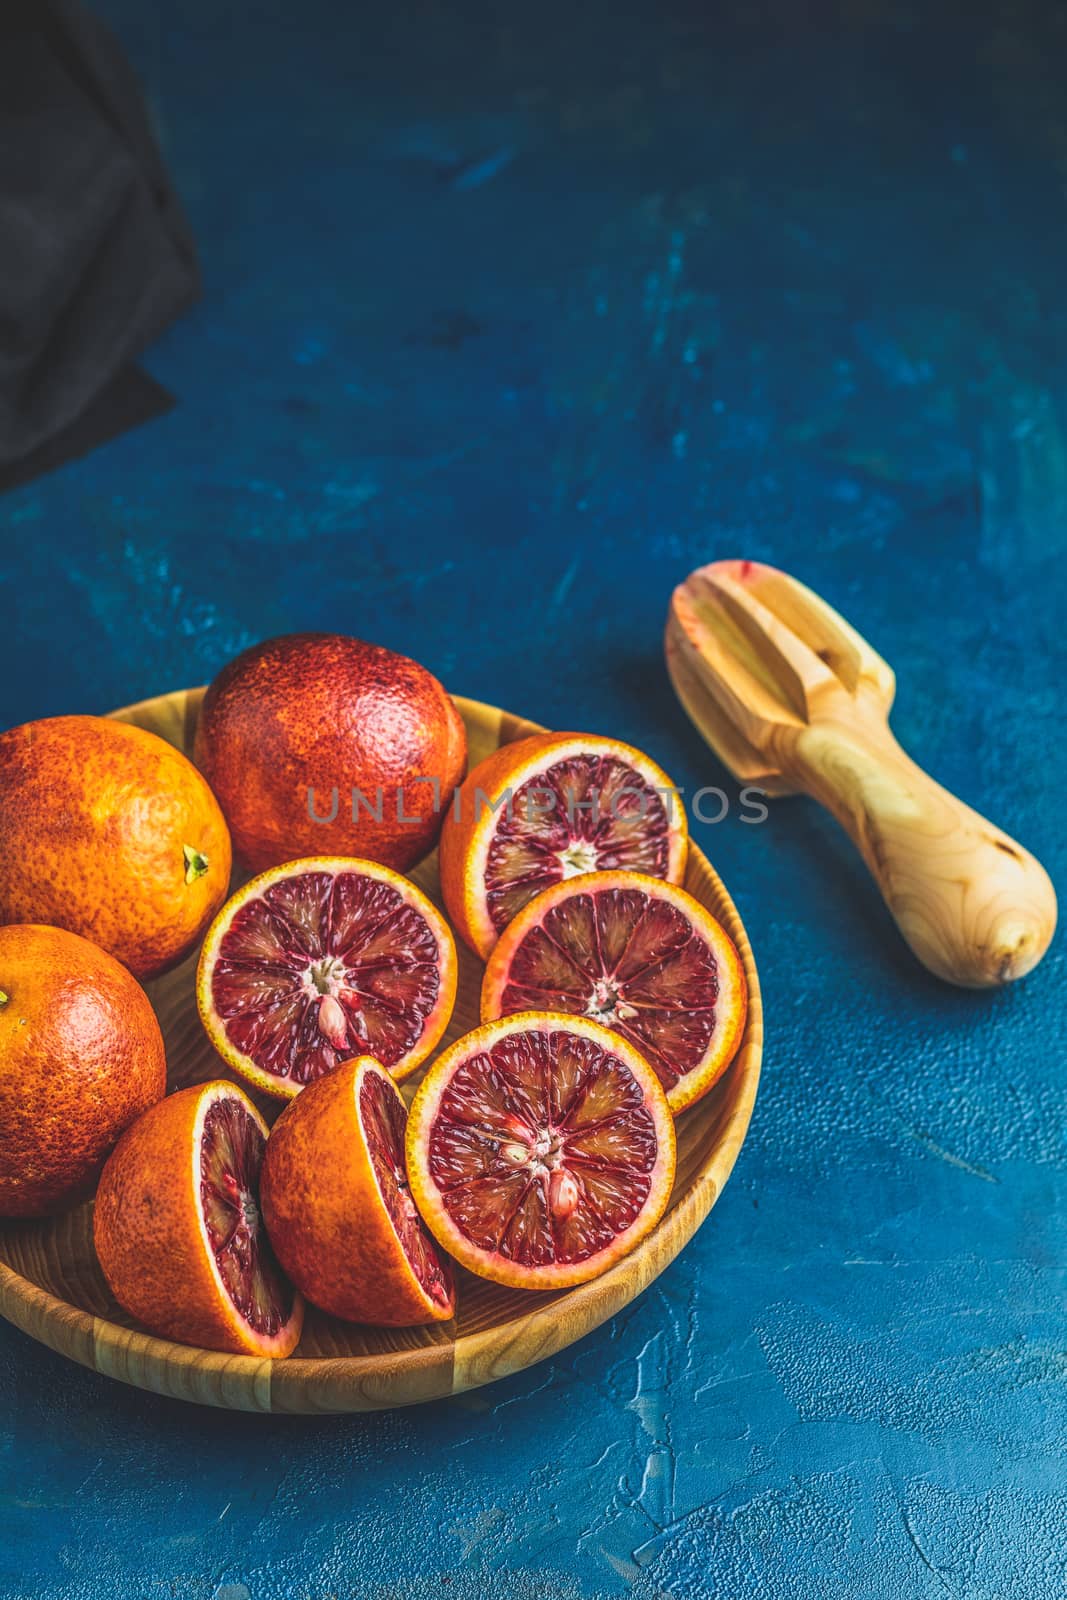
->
{"left": 666, "top": 559, "right": 1057, "bottom": 988}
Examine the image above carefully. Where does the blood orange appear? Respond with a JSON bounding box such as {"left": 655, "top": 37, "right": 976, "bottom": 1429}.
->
{"left": 0, "top": 715, "right": 231, "bottom": 979}
{"left": 0, "top": 924, "right": 166, "bottom": 1217}
{"left": 405, "top": 1014, "right": 676, "bottom": 1291}
{"left": 439, "top": 733, "right": 687, "bottom": 959}
{"left": 197, "top": 857, "right": 457, "bottom": 1099}
{"left": 481, "top": 872, "right": 747, "bottom": 1114}
{"left": 93, "top": 1080, "right": 303, "bottom": 1357}
{"left": 194, "top": 632, "right": 467, "bottom": 874}
{"left": 261, "top": 1057, "right": 455, "bottom": 1326}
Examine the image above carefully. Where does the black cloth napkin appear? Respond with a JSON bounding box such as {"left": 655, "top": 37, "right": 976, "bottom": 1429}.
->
{"left": 0, "top": 1, "right": 199, "bottom": 489}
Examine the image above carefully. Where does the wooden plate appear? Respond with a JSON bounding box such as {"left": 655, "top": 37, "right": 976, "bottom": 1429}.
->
{"left": 0, "top": 689, "right": 763, "bottom": 1412}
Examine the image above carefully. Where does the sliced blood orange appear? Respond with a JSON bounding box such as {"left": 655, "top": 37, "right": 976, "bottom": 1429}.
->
{"left": 480, "top": 872, "right": 747, "bottom": 1114}
{"left": 197, "top": 857, "right": 457, "bottom": 1099}
{"left": 261, "top": 1056, "right": 455, "bottom": 1326}
{"left": 405, "top": 1014, "right": 676, "bottom": 1291}
{"left": 93, "top": 1080, "right": 303, "bottom": 1357}
{"left": 439, "top": 733, "right": 687, "bottom": 959}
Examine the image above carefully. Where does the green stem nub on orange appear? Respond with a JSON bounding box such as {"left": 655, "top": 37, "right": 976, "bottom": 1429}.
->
{"left": 183, "top": 845, "right": 210, "bottom": 885}
{"left": 0, "top": 991, "right": 7, "bottom": 1006}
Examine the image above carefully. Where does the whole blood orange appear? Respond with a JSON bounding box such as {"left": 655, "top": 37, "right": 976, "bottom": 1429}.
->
{"left": 438, "top": 733, "right": 687, "bottom": 959}
{"left": 197, "top": 857, "right": 457, "bottom": 1099}
{"left": 0, "top": 924, "right": 167, "bottom": 1217}
{"left": 194, "top": 633, "right": 467, "bottom": 873}
{"left": 481, "top": 872, "right": 748, "bottom": 1114}
{"left": 261, "top": 1056, "right": 455, "bottom": 1326}
{"left": 93, "top": 1080, "right": 304, "bottom": 1357}
{"left": 406, "top": 1013, "right": 676, "bottom": 1291}
{"left": 0, "top": 715, "right": 231, "bottom": 979}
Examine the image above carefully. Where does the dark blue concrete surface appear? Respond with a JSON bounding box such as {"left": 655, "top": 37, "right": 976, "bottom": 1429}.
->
{"left": 2, "top": 3, "right": 1066, "bottom": 1595}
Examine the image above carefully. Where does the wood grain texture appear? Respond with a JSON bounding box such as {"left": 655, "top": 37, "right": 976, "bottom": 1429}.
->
{"left": 668, "top": 559, "right": 1057, "bottom": 988}
{"left": 0, "top": 688, "right": 762, "bottom": 1412}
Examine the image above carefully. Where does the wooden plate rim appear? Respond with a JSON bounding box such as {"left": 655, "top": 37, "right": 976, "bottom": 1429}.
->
{"left": 0, "top": 688, "right": 763, "bottom": 1412}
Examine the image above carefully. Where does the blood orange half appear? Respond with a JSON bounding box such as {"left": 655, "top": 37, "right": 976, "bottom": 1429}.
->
{"left": 197, "top": 857, "right": 457, "bottom": 1099}
{"left": 93, "top": 1080, "right": 303, "bottom": 1357}
{"left": 480, "top": 872, "right": 747, "bottom": 1114}
{"left": 438, "top": 733, "right": 687, "bottom": 959}
{"left": 261, "top": 1057, "right": 455, "bottom": 1326}
{"left": 405, "top": 1014, "right": 676, "bottom": 1291}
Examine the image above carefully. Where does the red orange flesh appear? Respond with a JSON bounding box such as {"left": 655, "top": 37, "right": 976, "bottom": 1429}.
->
{"left": 261, "top": 1057, "right": 455, "bottom": 1326}
{"left": 406, "top": 1014, "right": 676, "bottom": 1291}
{"left": 481, "top": 872, "right": 747, "bottom": 1114}
{"left": 439, "top": 733, "right": 688, "bottom": 959}
{"left": 93, "top": 1081, "right": 303, "bottom": 1357}
{"left": 197, "top": 857, "right": 457, "bottom": 1100}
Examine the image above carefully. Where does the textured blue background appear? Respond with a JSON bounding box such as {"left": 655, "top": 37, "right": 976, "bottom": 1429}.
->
{"left": 2, "top": 3, "right": 1065, "bottom": 1596}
